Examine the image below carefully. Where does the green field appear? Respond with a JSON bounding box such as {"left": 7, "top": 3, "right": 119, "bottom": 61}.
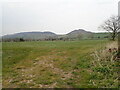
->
{"left": 2, "top": 40, "right": 118, "bottom": 88}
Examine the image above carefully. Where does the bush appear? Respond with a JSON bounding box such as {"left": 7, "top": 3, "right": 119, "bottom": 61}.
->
{"left": 89, "top": 42, "right": 119, "bottom": 88}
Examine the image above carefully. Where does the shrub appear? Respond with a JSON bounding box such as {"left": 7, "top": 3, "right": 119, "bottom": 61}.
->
{"left": 89, "top": 42, "right": 119, "bottom": 88}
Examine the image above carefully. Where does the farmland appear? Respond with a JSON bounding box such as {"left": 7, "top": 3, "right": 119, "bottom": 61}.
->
{"left": 2, "top": 40, "right": 118, "bottom": 88}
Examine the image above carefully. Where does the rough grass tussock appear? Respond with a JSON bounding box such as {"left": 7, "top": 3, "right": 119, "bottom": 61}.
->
{"left": 90, "top": 42, "right": 119, "bottom": 88}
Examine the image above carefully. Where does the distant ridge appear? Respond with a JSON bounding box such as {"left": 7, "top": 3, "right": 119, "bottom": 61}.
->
{"left": 2, "top": 29, "right": 109, "bottom": 41}
{"left": 2, "top": 31, "right": 57, "bottom": 40}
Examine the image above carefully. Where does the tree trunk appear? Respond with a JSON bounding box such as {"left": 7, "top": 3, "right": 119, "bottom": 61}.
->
{"left": 111, "top": 32, "right": 116, "bottom": 41}
{"left": 118, "top": 32, "right": 120, "bottom": 58}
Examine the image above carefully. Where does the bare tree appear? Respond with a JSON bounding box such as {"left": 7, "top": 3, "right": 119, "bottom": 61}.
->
{"left": 99, "top": 16, "right": 120, "bottom": 40}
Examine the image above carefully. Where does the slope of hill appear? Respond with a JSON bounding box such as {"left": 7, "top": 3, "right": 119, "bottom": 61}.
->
{"left": 67, "top": 29, "right": 92, "bottom": 35}
{"left": 66, "top": 29, "right": 93, "bottom": 39}
{"left": 2, "top": 31, "right": 57, "bottom": 40}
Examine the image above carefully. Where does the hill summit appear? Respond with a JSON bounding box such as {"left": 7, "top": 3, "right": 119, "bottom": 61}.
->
{"left": 67, "top": 29, "right": 92, "bottom": 35}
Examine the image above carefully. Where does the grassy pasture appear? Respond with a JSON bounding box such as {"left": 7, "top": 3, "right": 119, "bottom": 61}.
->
{"left": 2, "top": 40, "right": 118, "bottom": 88}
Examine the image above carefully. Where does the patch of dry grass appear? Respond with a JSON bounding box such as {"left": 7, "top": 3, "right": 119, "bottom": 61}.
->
{"left": 90, "top": 41, "right": 119, "bottom": 88}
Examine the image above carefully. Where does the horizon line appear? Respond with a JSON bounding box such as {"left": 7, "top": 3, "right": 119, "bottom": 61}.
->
{"left": 1, "top": 29, "right": 108, "bottom": 36}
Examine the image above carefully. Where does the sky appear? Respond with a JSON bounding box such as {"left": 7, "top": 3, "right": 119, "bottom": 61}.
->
{"left": 0, "top": 0, "right": 119, "bottom": 35}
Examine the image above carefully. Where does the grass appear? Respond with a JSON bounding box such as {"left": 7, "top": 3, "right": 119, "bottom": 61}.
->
{"left": 90, "top": 41, "right": 119, "bottom": 88}
{"left": 2, "top": 40, "right": 118, "bottom": 88}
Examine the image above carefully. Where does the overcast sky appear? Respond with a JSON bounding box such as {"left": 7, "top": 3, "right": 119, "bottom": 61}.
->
{"left": 0, "top": 0, "right": 119, "bottom": 35}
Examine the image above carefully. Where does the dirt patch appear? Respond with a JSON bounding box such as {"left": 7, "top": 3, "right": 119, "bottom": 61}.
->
{"left": 18, "top": 55, "right": 74, "bottom": 88}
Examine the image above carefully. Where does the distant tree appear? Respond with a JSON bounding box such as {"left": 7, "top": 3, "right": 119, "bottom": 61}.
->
{"left": 97, "top": 36, "right": 100, "bottom": 39}
{"left": 59, "top": 38, "right": 63, "bottom": 40}
{"left": 99, "top": 16, "right": 120, "bottom": 41}
{"left": 20, "top": 38, "right": 25, "bottom": 42}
